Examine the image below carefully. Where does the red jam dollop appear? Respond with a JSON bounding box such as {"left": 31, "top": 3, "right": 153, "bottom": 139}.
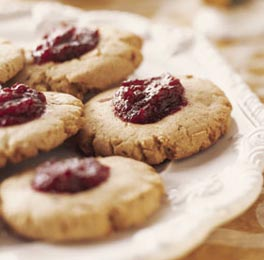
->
{"left": 113, "top": 73, "right": 187, "bottom": 124}
{"left": 0, "top": 83, "right": 46, "bottom": 127}
{"left": 33, "top": 25, "right": 99, "bottom": 64}
{"left": 32, "top": 158, "right": 110, "bottom": 193}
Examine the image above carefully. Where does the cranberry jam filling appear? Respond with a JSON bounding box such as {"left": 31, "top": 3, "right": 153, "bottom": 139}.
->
{"left": 0, "top": 83, "right": 46, "bottom": 127}
{"left": 32, "top": 158, "right": 110, "bottom": 193}
{"left": 33, "top": 25, "right": 99, "bottom": 64}
{"left": 113, "top": 73, "right": 187, "bottom": 124}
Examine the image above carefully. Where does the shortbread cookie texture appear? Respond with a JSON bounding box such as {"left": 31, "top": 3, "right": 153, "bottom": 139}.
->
{"left": 15, "top": 27, "right": 143, "bottom": 100}
{"left": 0, "top": 39, "right": 25, "bottom": 83}
{"left": 0, "top": 92, "right": 83, "bottom": 167}
{"left": 0, "top": 156, "right": 164, "bottom": 241}
{"left": 79, "top": 76, "right": 232, "bottom": 165}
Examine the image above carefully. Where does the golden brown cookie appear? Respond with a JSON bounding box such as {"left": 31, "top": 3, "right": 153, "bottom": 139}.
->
{"left": 0, "top": 39, "right": 25, "bottom": 84}
{"left": 0, "top": 92, "right": 83, "bottom": 168}
{"left": 0, "top": 156, "right": 164, "bottom": 241}
{"left": 79, "top": 75, "right": 232, "bottom": 165}
{"left": 14, "top": 27, "right": 143, "bottom": 100}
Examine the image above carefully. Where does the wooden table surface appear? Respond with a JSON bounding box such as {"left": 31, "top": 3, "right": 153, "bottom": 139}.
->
{"left": 16, "top": 0, "right": 264, "bottom": 259}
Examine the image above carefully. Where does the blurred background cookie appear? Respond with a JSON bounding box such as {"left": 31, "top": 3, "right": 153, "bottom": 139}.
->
{"left": 14, "top": 25, "right": 143, "bottom": 100}
{"left": 0, "top": 39, "right": 24, "bottom": 84}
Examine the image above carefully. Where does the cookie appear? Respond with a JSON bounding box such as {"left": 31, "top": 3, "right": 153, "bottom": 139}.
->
{"left": 0, "top": 39, "right": 25, "bottom": 84}
{"left": 79, "top": 75, "right": 232, "bottom": 165}
{"left": 0, "top": 156, "right": 164, "bottom": 241}
{"left": 0, "top": 91, "right": 83, "bottom": 168}
{"left": 14, "top": 27, "right": 143, "bottom": 100}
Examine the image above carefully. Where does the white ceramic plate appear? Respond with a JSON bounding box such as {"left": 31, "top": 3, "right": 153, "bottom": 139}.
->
{"left": 0, "top": 2, "right": 264, "bottom": 260}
